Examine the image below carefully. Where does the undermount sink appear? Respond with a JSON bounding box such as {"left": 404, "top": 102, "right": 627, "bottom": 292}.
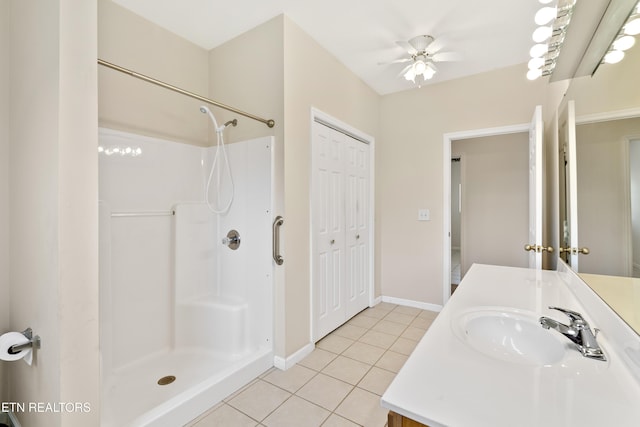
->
{"left": 453, "top": 308, "right": 566, "bottom": 366}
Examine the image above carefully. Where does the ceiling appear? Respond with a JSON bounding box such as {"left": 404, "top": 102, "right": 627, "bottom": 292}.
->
{"left": 111, "top": 0, "right": 542, "bottom": 95}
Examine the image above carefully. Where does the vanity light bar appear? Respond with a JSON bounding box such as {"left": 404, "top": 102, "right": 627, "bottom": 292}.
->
{"left": 527, "top": 0, "right": 577, "bottom": 80}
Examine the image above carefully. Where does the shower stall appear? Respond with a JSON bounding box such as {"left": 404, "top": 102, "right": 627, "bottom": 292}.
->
{"left": 98, "top": 127, "right": 274, "bottom": 427}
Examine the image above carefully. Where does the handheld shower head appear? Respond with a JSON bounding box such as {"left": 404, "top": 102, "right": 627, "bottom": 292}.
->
{"left": 199, "top": 105, "right": 222, "bottom": 131}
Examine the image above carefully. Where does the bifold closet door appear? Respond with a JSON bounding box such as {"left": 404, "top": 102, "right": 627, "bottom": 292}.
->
{"left": 312, "top": 121, "right": 370, "bottom": 340}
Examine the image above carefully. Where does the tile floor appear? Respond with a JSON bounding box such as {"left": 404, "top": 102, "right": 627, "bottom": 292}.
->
{"left": 186, "top": 302, "right": 439, "bottom": 427}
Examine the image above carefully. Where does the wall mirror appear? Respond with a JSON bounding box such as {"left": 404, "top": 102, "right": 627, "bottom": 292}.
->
{"left": 558, "top": 35, "right": 640, "bottom": 334}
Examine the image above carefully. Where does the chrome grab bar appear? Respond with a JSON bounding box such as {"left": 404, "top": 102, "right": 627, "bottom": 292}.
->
{"left": 272, "top": 216, "right": 284, "bottom": 265}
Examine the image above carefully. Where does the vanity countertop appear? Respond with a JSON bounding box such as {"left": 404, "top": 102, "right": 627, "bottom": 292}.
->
{"left": 381, "top": 264, "right": 640, "bottom": 427}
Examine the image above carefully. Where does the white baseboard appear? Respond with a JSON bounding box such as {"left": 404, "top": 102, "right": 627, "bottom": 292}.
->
{"left": 273, "top": 342, "right": 315, "bottom": 371}
{"left": 381, "top": 295, "right": 443, "bottom": 312}
{"left": 370, "top": 295, "right": 383, "bottom": 307}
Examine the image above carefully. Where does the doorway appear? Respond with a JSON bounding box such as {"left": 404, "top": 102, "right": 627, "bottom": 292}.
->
{"left": 442, "top": 122, "right": 532, "bottom": 305}
{"left": 451, "top": 157, "right": 462, "bottom": 294}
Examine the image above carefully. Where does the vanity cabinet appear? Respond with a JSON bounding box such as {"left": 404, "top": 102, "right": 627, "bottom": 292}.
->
{"left": 388, "top": 411, "right": 429, "bottom": 427}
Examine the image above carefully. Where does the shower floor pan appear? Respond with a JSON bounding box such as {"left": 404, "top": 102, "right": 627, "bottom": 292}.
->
{"left": 102, "top": 346, "right": 272, "bottom": 427}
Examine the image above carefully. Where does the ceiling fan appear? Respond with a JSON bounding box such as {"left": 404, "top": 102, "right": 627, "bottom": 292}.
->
{"left": 384, "top": 35, "right": 460, "bottom": 86}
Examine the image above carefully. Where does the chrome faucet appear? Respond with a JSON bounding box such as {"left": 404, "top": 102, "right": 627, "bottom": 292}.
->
{"left": 539, "top": 306, "right": 606, "bottom": 361}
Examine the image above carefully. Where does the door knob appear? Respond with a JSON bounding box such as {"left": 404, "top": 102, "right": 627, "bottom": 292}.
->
{"left": 330, "top": 239, "right": 335, "bottom": 245}
{"left": 524, "top": 244, "right": 554, "bottom": 253}
{"left": 559, "top": 247, "right": 589, "bottom": 255}
{"left": 356, "top": 234, "right": 360, "bottom": 240}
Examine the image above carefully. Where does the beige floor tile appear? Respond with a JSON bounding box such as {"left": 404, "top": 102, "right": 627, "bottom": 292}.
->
{"left": 296, "top": 373, "right": 353, "bottom": 411}
{"left": 392, "top": 305, "right": 422, "bottom": 316}
{"left": 333, "top": 323, "right": 369, "bottom": 340}
{"left": 374, "top": 302, "right": 397, "bottom": 312}
{"left": 418, "top": 310, "right": 439, "bottom": 320}
{"left": 400, "top": 326, "right": 427, "bottom": 341}
{"left": 388, "top": 337, "right": 418, "bottom": 356}
{"left": 347, "top": 314, "right": 379, "bottom": 329}
{"left": 359, "top": 330, "right": 397, "bottom": 349}
{"left": 317, "top": 334, "right": 355, "bottom": 354}
{"left": 322, "top": 355, "right": 371, "bottom": 385}
{"left": 342, "top": 341, "right": 386, "bottom": 365}
{"left": 263, "top": 396, "right": 330, "bottom": 427}
{"left": 410, "top": 316, "right": 434, "bottom": 329}
{"left": 335, "top": 387, "right": 389, "bottom": 427}
{"left": 359, "top": 306, "right": 389, "bottom": 319}
{"left": 227, "top": 380, "right": 291, "bottom": 421}
{"left": 298, "top": 348, "right": 338, "bottom": 372}
{"left": 223, "top": 378, "right": 260, "bottom": 402}
{"left": 357, "top": 366, "right": 396, "bottom": 396}
{"left": 383, "top": 311, "right": 416, "bottom": 325}
{"left": 263, "top": 364, "right": 317, "bottom": 393}
{"left": 375, "top": 351, "right": 408, "bottom": 373}
{"left": 321, "top": 413, "right": 360, "bottom": 427}
{"left": 193, "top": 403, "right": 258, "bottom": 427}
{"left": 371, "top": 319, "right": 407, "bottom": 336}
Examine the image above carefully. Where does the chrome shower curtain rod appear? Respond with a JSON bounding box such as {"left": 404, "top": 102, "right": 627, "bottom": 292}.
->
{"left": 98, "top": 59, "right": 275, "bottom": 128}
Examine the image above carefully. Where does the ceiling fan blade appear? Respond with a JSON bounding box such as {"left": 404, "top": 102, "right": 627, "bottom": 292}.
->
{"left": 432, "top": 51, "right": 462, "bottom": 62}
{"left": 377, "top": 57, "right": 412, "bottom": 66}
{"left": 396, "top": 40, "right": 417, "bottom": 55}
{"left": 397, "top": 64, "right": 413, "bottom": 78}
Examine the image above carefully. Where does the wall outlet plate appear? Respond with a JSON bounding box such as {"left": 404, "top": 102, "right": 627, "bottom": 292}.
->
{"left": 418, "top": 209, "right": 430, "bottom": 221}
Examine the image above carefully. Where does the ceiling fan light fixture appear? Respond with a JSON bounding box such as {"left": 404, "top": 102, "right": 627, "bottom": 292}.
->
{"left": 414, "top": 60, "right": 427, "bottom": 74}
{"left": 404, "top": 67, "right": 416, "bottom": 82}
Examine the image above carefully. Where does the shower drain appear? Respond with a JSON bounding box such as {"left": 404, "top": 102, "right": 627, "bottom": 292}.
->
{"left": 157, "top": 375, "right": 176, "bottom": 386}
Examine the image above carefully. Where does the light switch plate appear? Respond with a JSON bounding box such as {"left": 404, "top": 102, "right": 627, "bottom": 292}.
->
{"left": 418, "top": 209, "right": 430, "bottom": 221}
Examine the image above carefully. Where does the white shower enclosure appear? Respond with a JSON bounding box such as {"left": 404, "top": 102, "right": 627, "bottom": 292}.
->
{"left": 98, "top": 128, "right": 274, "bottom": 427}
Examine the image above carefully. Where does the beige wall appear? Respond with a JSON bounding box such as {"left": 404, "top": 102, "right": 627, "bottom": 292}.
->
{"left": 378, "top": 65, "right": 548, "bottom": 305}
{"left": 0, "top": 0, "right": 9, "bottom": 402}
{"left": 9, "top": 1, "right": 99, "bottom": 426}
{"left": 452, "top": 133, "right": 530, "bottom": 276}
{"left": 575, "top": 118, "right": 640, "bottom": 276}
{"left": 98, "top": 0, "right": 209, "bottom": 146}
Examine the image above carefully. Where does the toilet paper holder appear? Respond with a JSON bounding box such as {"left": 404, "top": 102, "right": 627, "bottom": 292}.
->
{"left": 8, "top": 328, "right": 40, "bottom": 355}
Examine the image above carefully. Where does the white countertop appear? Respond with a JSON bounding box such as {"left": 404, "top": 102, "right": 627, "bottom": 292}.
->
{"left": 381, "top": 264, "right": 640, "bottom": 427}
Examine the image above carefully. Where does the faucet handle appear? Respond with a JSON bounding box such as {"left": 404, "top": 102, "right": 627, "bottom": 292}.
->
{"left": 548, "top": 306, "right": 586, "bottom": 324}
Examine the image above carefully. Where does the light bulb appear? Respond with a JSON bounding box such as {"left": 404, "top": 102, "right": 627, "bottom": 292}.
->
{"left": 528, "top": 57, "right": 545, "bottom": 70}
{"left": 613, "top": 35, "right": 636, "bottom": 51}
{"left": 423, "top": 66, "right": 436, "bottom": 79}
{"left": 404, "top": 68, "right": 416, "bottom": 82}
{"left": 527, "top": 68, "right": 543, "bottom": 80}
{"left": 530, "top": 43, "right": 549, "bottom": 57}
{"left": 538, "top": 0, "right": 554, "bottom": 4}
{"left": 532, "top": 26, "right": 553, "bottom": 43}
{"left": 414, "top": 60, "right": 427, "bottom": 74}
{"left": 604, "top": 50, "right": 625, "bottom": 64}
{"left": 624, "top": 18, "right": 640, "bottom": 36}
{"left": 535, "top": 7, "right": 557, "bottom": 26}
